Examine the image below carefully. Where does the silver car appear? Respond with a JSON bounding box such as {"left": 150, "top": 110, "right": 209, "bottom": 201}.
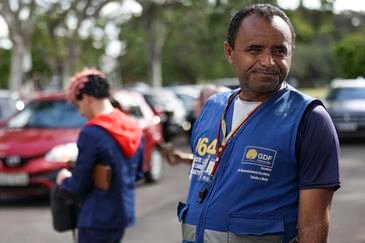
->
{"left": 325, "top": 77, "right": 365, "bottom": 138}
{"left": 0, "top": 90, "right": 24, "bottom": 122}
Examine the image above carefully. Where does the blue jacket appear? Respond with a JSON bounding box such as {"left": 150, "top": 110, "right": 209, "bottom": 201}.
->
{"left": 62, "top": 110, "right": 143, "bottom": 230}
{"left": 179, "top": 86, "right": 331, "bottom": 243}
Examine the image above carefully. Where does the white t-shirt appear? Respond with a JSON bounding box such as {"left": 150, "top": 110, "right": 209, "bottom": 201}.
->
{"left": 231, "top": 83, "right": 286, "bottom": 129}
{"left": 231, "top": 97, "right": 261, "bottom": 129}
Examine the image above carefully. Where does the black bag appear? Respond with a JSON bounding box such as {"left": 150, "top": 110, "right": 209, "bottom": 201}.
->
{"left": 50, "top": 185, "right": 78, "bottom": 232}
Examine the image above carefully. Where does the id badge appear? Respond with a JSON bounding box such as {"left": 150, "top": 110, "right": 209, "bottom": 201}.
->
{"left": 199, "top": 156, "right": 217, "bottom": 183}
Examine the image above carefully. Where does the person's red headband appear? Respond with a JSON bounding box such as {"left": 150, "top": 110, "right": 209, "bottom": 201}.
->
{"left": 67, "top": 68, "right": 106, "bottom": 104}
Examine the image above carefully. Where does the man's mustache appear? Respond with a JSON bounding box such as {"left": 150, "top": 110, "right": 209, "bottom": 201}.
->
{"left": 250, "top": 69, "right": 280, "bottom": 75}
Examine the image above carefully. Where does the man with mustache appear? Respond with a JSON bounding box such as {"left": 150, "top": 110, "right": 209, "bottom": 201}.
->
{"left": 170, "top": 3, "right": 340, "bottom": 243}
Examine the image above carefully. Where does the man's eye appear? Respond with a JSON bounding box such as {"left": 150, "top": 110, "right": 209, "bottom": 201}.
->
{"left": 273, "top": 49, "right": 287, "bottom": 56}
{"left": 246, "top": 48, "right": 261, "bottom": 54}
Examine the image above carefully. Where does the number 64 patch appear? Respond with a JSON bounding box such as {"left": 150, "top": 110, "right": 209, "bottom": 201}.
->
{"left": 195, "top": 137, "right": 217, "bottom": 156}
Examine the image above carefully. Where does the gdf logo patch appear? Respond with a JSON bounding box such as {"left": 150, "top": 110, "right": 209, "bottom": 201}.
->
{"left": 246, "top": 149, "right": 258, "bottom": 159}
{"left": 242, "top": 146, "right": 277, "bottom": 168}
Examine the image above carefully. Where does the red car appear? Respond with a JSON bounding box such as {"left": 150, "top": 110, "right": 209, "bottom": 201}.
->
{"left": 0, "top": 91, "right": 164, "bottom": 198}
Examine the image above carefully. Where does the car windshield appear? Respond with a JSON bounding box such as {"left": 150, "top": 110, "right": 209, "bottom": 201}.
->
{"left": 0, "top": 97, "right": 16, "bottom": 120}
{"left": 6, "top": 99, "right": 86, "bottom": 129}
{"left": 143, "top": 94, "right": 163, "bottom": 107}
{"left": 150, "top": 90, "right": 183, "bottom": 111}
{"left": 327, "top": 87, "right": 365, "bottom": 101}
{"left": 113, "top": 92, "right": 144, "bottom": 118}
{"left": 176, "top": 93, "right": 196, "bottom": 111}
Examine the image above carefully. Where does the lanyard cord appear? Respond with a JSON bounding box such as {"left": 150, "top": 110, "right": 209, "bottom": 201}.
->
{"left": 197, "top": 90, "right": 264, "bottom": 203}
{"left": 211, "top": 90, "right": 262, "bottom": 176}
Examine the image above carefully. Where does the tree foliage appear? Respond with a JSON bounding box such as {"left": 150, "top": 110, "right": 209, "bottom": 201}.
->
{"left": 286, "top": 8, "right": 365, "bottom": 86}
{"left": 0, "top": 0, "right": 37, "bottom": 91}
{"left": 1, "top": 0, "right": 365, "bottom": 90}
{"left": 120, "top": 0, "right": 277, "bottom": 85}
{"left": 333, "top": 29, "right": 365, "bottom": 78}
{"left": 0, "top": 48, "right": 10, "bottom": 88}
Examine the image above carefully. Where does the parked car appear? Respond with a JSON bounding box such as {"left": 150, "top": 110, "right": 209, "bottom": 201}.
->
{"left": 325, "top": 77, "right": 365, "bottom": 138}
{"left": 0, "top": 90, "right": 25, "bottom": 124}
{"left": 0, "top": 91, "right": 164, "bottom": 198}
{"left": 130, "top": 87, "right": 188, "bottom": 142}
{"left": 169, "top": 85, "right": 202, "bottom": 137}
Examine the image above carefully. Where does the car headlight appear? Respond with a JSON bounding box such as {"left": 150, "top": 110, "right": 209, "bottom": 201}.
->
{"left": 15, "top": 100, "right": 25, "bottom": 111}
{"left": 45, "top": 143, "right": 78, "bottom": 163}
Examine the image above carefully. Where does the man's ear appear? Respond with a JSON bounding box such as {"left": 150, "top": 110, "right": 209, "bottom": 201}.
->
{"left": 224, "top": 41, "right": 234, "bottom": 64}
{"left": 83, "top": 94, "right": 93, "bottom": 104}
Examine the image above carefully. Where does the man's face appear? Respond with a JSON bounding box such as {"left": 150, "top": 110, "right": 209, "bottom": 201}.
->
{"left": 224, "top": 14, "right": 293, "bottom": 101}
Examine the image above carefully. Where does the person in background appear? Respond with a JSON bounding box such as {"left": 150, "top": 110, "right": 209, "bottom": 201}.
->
{"left": 182, "top": 85, "right": 230, "bottom": 141}
{"left": 164, "top": 3, "right": 340, "bottom": 243}
{"left": 194, "top": 85, "right": 230, "bottom": 118}
{"left": 56, "top": 68, "right": 143, "bottom": 243}
{"left": 164, "top": 85, "right": 230, "bottom": 165}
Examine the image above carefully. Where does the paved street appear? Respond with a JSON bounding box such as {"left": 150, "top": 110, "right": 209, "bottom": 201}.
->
{"left": 329, "top": 142, "right": 365, "bottom": 243}
{"left": 0, "top": 139, "right": 364, "bottom": 243}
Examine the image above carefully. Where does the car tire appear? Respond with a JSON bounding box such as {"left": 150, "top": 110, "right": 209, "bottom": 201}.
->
{"left": 144, "top": 148, "right": 164, "bottom": 183}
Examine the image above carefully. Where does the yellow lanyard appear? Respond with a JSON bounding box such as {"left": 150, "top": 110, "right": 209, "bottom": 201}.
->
{"left": 217, "top": 91, "right": 262, "bottom": 158}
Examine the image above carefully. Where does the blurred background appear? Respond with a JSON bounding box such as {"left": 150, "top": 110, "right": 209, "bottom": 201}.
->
{"left": 0, "top": 0, "right": 365, "bottom": 243}
{"left": 0, "top": 0, "right": 363, "bottom": 93}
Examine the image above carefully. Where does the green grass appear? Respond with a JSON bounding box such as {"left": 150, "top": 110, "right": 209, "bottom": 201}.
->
{"left": 299, "top": 87, "right": 329, "bottom": 100}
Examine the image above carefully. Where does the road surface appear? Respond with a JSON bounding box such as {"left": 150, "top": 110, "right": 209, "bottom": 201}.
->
{"left": 0, "top": 140, "right": 364, "bottom": 243}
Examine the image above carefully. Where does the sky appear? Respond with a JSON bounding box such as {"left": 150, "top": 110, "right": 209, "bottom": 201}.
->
{"left": 0, "top": 0, "right": 364, "bottom": 49}
{"left": 277, "top": 0, "right": 365, "bottom": 12}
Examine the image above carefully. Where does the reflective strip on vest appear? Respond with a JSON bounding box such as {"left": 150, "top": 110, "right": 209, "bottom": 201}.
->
{"left": 226, "top": 233, "right": 282, "bottom": 243}
{"left": 182, "top": 224, "right": 283, "bottom": 243}
{"left": 182, "top": 224, "right": 196, "bottom": 242}
{"left": 204, "top": 229, "right": 227, "bottom": 243}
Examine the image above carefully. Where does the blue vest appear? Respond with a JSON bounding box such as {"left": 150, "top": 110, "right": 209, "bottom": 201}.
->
{"left": 179, "top": 85, "right": 317, "bottom": 243}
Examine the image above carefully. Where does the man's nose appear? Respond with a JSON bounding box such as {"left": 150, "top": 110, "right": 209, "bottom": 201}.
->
{"left": 259, "top": 52, "right": 275, "bottom": 67}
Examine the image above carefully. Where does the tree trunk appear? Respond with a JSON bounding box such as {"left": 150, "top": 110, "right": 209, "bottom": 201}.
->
{"left": 9, "top": 43, "right": 25, "bottom": 92}
{"left": 142, "top": 5, "right": 167, "bottom": 87}
{"left": 62, "top": 61, "right": 72, "bottom": 90}
{"left": 151, "top": 53, "right": 162, "bottom": 87}
{"left": 1, "top": 0, "right": 34, "bottom": 92}
{"left": 61, "top": 43, "right": 81, "bottom": 89}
